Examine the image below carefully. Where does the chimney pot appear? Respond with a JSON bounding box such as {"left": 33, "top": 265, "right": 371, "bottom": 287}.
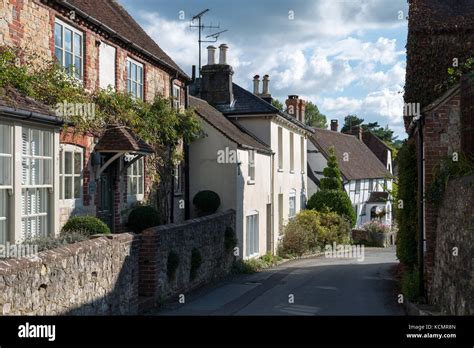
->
{"left": 330, "top": 119, "right": 338, "bottom": 132}
{"left": 207, "top": 45, "right": 216, "bottom": 65}
{"left": 253, "top": 75, "right": 260, "bottom": 94}
{"left": 219, "top": 44, "right": 229, "bottom": 64}
{"left": 262, "top": 74, "right": 270, "bottom": 95}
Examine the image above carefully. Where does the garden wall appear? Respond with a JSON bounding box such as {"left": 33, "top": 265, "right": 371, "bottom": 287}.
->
{"left": 139, "top": 210, "right": 236, "bottom": 303}
{"left": 0, "top": 233, "right": 139, "bottom": 315}
{"left": 432, "top": 175, "right": 474, "bottom": 315}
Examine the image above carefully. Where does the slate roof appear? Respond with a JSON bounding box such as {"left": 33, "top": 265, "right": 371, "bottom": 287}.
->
{"left": 63, "top": 0, "right": 188, "bottom": 79}
{"left": 367, "top": 192, "right": 389, "bottom": 204}
{"left": 310, "top": 128, "right": 391, "bottom": 181}
{"left": 190, "top": 96, "right": 272, "bottom": 154}
{"left": 409, "top": 0, "right": 474, "bottom": 32}
{"left": 361, "top": 131, "right": 391, "bottom": 167}
{"left": 215, "top": 83, "right": 313, "bottom": 132}
{"left": 95, "top": 125, "right": 154, "bottom": 154}
{"left": 0, "top": 87, "right": 63, "bottom": 125}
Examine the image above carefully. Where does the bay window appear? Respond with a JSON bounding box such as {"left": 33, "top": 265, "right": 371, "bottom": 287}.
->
{"left": 0, "top": 123, "right": 12, "bottom": 244}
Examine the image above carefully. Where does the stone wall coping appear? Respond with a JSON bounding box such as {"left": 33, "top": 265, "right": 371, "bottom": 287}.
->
{"left": 142, "top": 209, "right": 236, "bottom": 235}
{"left": 0, "top": 233, "right": 136, "bottom": 275}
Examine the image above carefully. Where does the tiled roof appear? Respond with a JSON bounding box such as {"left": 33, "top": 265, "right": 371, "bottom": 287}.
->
{"left": 63, "top": 0, "right": 188, "bottom": 79}
{"left": 0, "top": 87, "right": 63, "bottom": 125}
{"left": 95, "top": 125, "right": 154, "bottom": 153}
{"left": 367, "top": 192, "right": 389, "bottom": 203}
{"left": 361, "top": 131, "right": 391, "bottom": 167}
{"left": 215, "top": 83, "right": 313, "bottom": 132}
{"left": 310, "top": 128, "right": 391, "bottom": 181}
{"left": 190, "top": 96, "right": 272, "bottom": 154}
{"left": 409, "top": 0, "right": 474, "bottom": 32}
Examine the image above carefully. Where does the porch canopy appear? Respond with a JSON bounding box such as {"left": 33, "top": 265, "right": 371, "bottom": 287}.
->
{"left": 94, "top": 125, "right": 154, "bottom": 177}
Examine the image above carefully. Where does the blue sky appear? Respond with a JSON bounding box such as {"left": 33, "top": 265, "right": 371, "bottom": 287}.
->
{"left": 120, "top": 0, "right": 408, "bottom": 138}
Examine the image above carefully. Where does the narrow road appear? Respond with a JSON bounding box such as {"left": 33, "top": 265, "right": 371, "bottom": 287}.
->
{"left": 151, "top": 247, "right": 405, "bottom": 316}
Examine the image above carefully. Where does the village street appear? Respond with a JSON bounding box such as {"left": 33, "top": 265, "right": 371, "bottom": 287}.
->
{"left": 151, "top": 247, "right": 404, "bottom": 316}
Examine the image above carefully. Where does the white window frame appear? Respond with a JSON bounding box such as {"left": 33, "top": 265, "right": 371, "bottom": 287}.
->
{"left": 246, "top": 211, "right": 259, "bottom": 257}
{"left": 59, "top": 144, "right": 83, "bottom": 206}
{"left": 300, "top": 136, "right": 305, "bottom": 174}
{"left": 248, "top": 149, "right": 255, "bottom": 183}
{"left": 173, "top": 84, "right": 181, "bottom": 110}
{"left": 289, "top": 132, "right": 294, "bottom": 173}
{"left": 174, "top": 161, "right": 183, "bottom": 195}
{"left": 277, "top": 127, "right": 283, "bottom": 171}
{"left": 127, "top": 58, "right": 144, "bottom": 100}
{"left": 127, "top": 157, "right": 144, "bottom": 201}
{"left": 54, "top": 18, "right": 84, "bottom": 80}
{"left": 0, "top": 122, "right": 13, "bottom": 245}
{"left": 289, "top": 189, "right": 296, "bottom": 218}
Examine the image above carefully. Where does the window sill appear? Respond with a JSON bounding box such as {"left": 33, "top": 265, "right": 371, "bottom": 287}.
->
{"left": 290, "top": 170, "right": 295, "bottom": 174}
{"left": 277, "top": 169, "right": 284, "bottom": 173}
{"left": 247, "top": 180, "right": 255, "bottom": 185}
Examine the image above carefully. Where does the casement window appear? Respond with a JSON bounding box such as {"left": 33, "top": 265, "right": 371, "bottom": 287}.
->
{"left": 173, "top": 84, "right": 181, "bottom": 110}
{"left": 127, "top": 157, "right": 144, "bottom": 196}
{"left": 174, "top": 162, "right": 183, "bottom": 194}
{"left": 289, "top": 132, "right": 294, "bottom": 173}
{"left": 368, "top": 179, "right": 374, "bottom": 193}
{"left": 0, "top": 123, "right": 13, "bottom": 244}
{"left": 300, "top": 136, "right": 305, "bottom": 174}
{"left": 277, "top": 127, "right": 283, "bottom": 170}
{"left": 355, "top": 180, "right": 361, "bottom": 194}
{"left": 54, "top": 18, "right": 83, "bottom": 79}
{"left": 21, "top": 127, "right": 53, "bottom": 239}
{"left": 59, "top": 145, "right": 83, "bottom": 202}
{"left": 289, "top": 190, "right": 296, "bottom": 218}
{"left": 127, "top": 58, "right": 144, "bottom": 100}
{"left": 246, "top": 212, "right": 259, "bottom": 257}
{"left": 248, "top": 150, "right": 255, "bottom": 182}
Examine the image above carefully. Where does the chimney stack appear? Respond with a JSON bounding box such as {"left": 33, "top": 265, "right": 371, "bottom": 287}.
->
{"left": 330, "top": 119, "right": 338, "bottom": 132}
{"left": 253, "top": 75, "right": 260, "bottom": 94}
{"left": 286, "top": 95, "right": 306, "bottom": 123}
{"left": 207, "top": 45, "right": 216, "bottom": 65}
{"left": 262, "top": 74, "right": 270, "bottom": 95}
{"left": 200, "top": 43, "right": 234, "bottom": 106}
{"left": 219, "top": 44, "right": 228, "bottom": 65}
{"left": 351, "top": 125, "right": 363, "bottom": 141}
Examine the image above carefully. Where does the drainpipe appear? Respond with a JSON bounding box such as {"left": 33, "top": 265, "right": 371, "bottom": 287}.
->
{"left": 184, "top": 82, "right": 191, "bottom": 220}
{"left": 169, "top": 73, "right": 178, "bottom": 223}
{"left": 416, "top": 116, "right": 425, "bottom": 300}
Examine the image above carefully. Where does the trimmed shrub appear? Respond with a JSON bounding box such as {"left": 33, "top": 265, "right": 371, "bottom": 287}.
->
{"left": 362, "top": 220, "right": 390, "bottom": 234}
{"left": 127, "top": 205, "right": 161, "bottom": 233}
{"left": 61, "top": 216, "right": 110, "bottom": 236}
{"left": 190, "top": 248, "right": 202, "bottom": 280}
{"left": 307, "top": 190, "right": 356, "bottom": 227}
{"left": 224, "top": 226, "right": 237, "bottom": 252}
{"left": 167, "top": 250, "right": 180, "bottom": 280}
{"left": 401, "top": 267, "right": 420, "bottom": 302}
{"left": 193, "top": 190, "right": 220, "bottom": 216}
{"left": 20, "top": 231, "right": 89, "bottom": 253}
{"left": 279, "top": 210, "right": 350, "bottom": 257}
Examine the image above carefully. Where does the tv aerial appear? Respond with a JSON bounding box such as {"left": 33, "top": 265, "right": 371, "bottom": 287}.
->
{"left": 190, "top": 9, "right": 228, "bottom": 76}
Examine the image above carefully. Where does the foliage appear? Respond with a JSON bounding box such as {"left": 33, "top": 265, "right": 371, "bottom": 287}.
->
{"left": 401, "top": 267, "right": 420, "bottom": 302}
{"left": 395, "top": 141, "right": 418, "bottom": 268}
{"left": 127, "top": 205, "right": 161, "bottom": 233}
{"left": 167, "top": 250, "right": 180, "bottom": 280}
{"left": 436, "top": 57, "right": 474, "bottom": 92}
{"left": 340, "top": 115, "right": 364, "bottom": 133}
{"left": 0, "top": 46, "right": 201, "bottom": 222}
{"left": 20, "top": 231, "right": 89, "bottom": 253}
{"left": 340, "top": 115, "right": 398, "bottom": 144}
{"left": 361, "top": 220, "right": 391, "bottom": 234}
{"left": 190, "top": 248, "right": 202, "bottom": 280}
{"left": 192, "top": 190, "right": 221, "bottom": 216}
{"left": 232, "top": 252, "right": 282, "bottom": 274}
{"left": 307, "top": 148, "right": 356, "bottom": 226}
{"left": 62, "top": 216, "right": 110, "bottom": 236}
{"left": 279, "top": 210, "right": 351, "bottom": 257}
{"left": 426, "top": 154, "right": 474, "bottom": 206}
{"left": 305, "top": 101, "right": 327, "bottom": 128}
{"left": 271, "top": 98, "right": 284, "bottom": 111}
{"left": 224, "top": 226, "right": 237, "bottom": 252}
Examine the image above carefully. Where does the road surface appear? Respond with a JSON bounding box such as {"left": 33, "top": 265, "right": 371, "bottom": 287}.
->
{"left": 150, "top": 247, "right": 405, "bottom": 316}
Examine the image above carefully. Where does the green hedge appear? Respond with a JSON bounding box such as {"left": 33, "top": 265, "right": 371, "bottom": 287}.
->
{"left": 193, "top": 190, "right": 220, "bottom": 216}
{"left": 127, "top": 205, "right": 161, "bottom": 233}
{"left": 61, "top": 216, "right": 110, "bottom": 236}
{"left": 307, "top": 190, "right": 356, "bottom": 227}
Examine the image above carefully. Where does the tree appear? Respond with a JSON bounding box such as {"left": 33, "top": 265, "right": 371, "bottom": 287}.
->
{"left": 340, "top": 115, "right": 364, "bottom": 133}
{"left": 307, "top": 147, "right": 356, "bottom": 227}
{"left": 271, "top": 98, "right": 284, "bottom": 111}
{"left": 305, "top": 101, "right": 327, "bottom": 128}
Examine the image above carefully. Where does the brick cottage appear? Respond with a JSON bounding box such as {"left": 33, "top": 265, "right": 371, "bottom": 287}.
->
{"left": 0, "top": 0, "right": 190, "bottom": 242}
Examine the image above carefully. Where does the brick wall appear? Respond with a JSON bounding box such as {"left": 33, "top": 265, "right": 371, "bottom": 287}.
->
{"left": 0, "top": 233, "right": 139, "bottom": 315}
{"left": 422, "top": 89, "right": 461, "bottom": 300}
{"left": 139, "top": 210, "right": 236, "bottom": 303}
{"left": 461, "top": 75, "right": 474, "bottom": 158}
{"left": 432, "top": 175, "right": 474, "bottom": 315}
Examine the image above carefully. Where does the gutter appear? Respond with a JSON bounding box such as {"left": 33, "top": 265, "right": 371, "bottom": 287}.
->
{"left": 57, "top": 0, "right": 190, "bottom": 81}
{"left": 0, "top": 106, "right": 63, "bottom": 126}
